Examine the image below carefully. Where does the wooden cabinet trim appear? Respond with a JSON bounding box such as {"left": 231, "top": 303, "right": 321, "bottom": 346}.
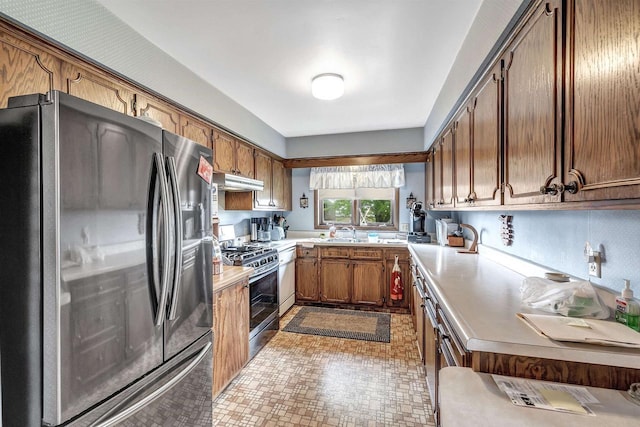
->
{"left": 319, "top": 247, "right": 350, "bottom": 259}
{"left": 350, "top": 248, "right": 383, "bottom": 260}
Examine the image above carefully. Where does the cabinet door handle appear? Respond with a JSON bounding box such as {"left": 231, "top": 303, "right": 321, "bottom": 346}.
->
{"left": 539, "top": 184, "right": 560, "bottom": 195}
{"left": 562, "top": 181, "right": 580, "bottom": 194}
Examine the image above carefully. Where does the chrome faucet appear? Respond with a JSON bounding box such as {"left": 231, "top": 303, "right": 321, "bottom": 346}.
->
{"left": 341, "top": 226, "right": 357, "bottom": 240}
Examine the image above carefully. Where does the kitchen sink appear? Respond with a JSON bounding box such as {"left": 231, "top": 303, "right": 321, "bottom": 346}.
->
{"left": 324, "top": 238, "right": 374, "bottom": 243}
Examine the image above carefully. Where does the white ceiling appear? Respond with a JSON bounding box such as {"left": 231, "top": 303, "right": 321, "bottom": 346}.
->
{"left": 97, "top": 0, "right": 482, "bottom": 138}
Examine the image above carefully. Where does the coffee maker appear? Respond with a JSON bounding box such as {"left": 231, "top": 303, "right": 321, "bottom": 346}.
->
{"left": 408, "top": 201, "right": 431, "bottom": 243}
{"left": 251, "top": 217, "right": 271, "bottom": 242}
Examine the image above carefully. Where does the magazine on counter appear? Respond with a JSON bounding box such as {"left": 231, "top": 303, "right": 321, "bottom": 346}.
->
{"left": 492, "top": 375, "right": 599, "bottom": 415}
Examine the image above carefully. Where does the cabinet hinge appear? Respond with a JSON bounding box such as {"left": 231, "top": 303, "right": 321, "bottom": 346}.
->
{"left": 131, "top": 99, "right": 137, "bottom": 115}
{"left": 500, "top": 183, "right": 506, "bottom": 193}
{"left": 383, "top": 297, "right": 386, "bottom": 303}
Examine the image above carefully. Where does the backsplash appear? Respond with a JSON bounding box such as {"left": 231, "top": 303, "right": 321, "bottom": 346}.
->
{"left": 454, "top": 210, "right": 640, "bottom": 296}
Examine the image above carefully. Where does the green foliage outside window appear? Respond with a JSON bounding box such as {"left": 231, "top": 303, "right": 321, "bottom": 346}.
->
{"left": 322, "top": 199, "right": 352, "bottom": 224}
{"left": 359, "top": 200, "right": 391, "bottom": 224}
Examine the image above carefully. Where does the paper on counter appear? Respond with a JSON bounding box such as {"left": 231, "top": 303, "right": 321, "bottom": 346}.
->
{"left": 539, "top": 389, "right": 588, "bottom": 414}
{"left": 492, "top": 374, "right": 598, "bottom": 415}
{"left": 517, "top": 313, "right": 640, "bottom": 348}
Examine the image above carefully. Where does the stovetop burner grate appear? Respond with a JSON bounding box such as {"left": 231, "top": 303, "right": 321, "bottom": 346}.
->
{"left": 221, "top": 244, "right": 279, "bottom": 274}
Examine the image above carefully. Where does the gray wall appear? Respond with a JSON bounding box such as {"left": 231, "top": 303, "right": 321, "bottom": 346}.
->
{"left": 286, "top": 127, "right": 424, "bottom": 158}
{"left": 455, "top": 210, "right": 640, "bottom": 296}
{"left": 0, "top": 0, "right": 286, "bottom": 156}
{"left": 423, "top": 0, "right": 526, "bottom": 148}
{"left": 285, "top": 163, "right": 425, "bottom": 232}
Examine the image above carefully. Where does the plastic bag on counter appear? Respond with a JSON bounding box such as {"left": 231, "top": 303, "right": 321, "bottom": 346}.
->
{"left": 520, "top": 277, "right": 610, "bottom": 319}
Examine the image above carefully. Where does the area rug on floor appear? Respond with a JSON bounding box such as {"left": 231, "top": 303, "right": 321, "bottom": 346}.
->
{"left": 283, "top": 306, "right": 391, "bottom": 343}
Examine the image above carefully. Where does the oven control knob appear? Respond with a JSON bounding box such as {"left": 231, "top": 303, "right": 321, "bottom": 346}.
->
{"left": 260, "top": 259, "right": 266, "bottom": 265}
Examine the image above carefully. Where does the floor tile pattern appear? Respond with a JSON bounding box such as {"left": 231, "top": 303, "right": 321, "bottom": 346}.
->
{"left": 213, "top": 306, "right": 435, "bottom": 426}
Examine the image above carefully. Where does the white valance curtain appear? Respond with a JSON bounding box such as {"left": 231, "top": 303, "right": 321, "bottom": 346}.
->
{"left": 309, "top": 164, "right": 405, "bottom": 189}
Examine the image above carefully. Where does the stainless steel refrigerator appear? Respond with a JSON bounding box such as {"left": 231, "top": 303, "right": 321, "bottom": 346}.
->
{"left": 0, "top": 91, "right": 213, "bottom": 426}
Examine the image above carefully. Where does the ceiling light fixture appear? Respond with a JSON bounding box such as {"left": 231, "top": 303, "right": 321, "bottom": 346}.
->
{"left": 311, "top": 73, "right": 344, "bottom": 100}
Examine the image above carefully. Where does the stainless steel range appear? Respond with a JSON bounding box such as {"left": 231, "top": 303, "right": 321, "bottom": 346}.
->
{"left": 222, "top": 244, "right": 279, "bottom": 358}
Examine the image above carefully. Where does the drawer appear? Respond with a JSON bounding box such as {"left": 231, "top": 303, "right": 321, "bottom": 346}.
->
{"left": 320, "top": 247, "right": 350, "bottom": 258}
{"left": 437, "top": 308, "right": 469, "bottom": 367}
{"left": 350, "top": 248, "right": 382, "bottom": 260}
{"left": 296, "top": 246, "right": 318, "bottom": 258}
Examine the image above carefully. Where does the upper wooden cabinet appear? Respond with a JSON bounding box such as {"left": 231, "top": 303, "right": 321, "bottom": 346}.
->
{"left": 63, "top": 65, "right": 134, "bottom": 116}
{"left": 0, "top": 33, "right": 62, "bottom": 108}
{"left": 469, "top": 62, "right": 502, "bottom": 207}
{"left": 433, "top": 125, "right": 454, "bottom": 209}
{"left": 425, "top": 153, "right": 435, "bottom": 209}
{"left": 454, "top": 106, "right": 472, "bottom": 206}
{"left": 502, "top": 0, "right": 563, "bottom": 206}
{"left": 135, "top": 94, "right": 180, "bottom": 134}
{"left": 254, "top": 150, "right": 273, "bottom": 208}
{"left": 271, "top": 158, "right": 286, "bottom": 210}
{"left": 226, "top": 150, "right": 292, "bottom": 211}
{"left": 562, "top": 0, "right": 640, "bottom": 203}
{"left": 179, "top": 115, "right": 212, "bottom": 148}
{"left": 432, "top": 142, "right": 443, "bottom": 209}
{"left": 212, "top": 129, "right": 255, "bottom": 178}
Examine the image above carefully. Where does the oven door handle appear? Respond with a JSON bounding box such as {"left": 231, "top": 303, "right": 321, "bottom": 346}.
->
{"left": 250, "top": 264, "right": 279, "bottom": 283}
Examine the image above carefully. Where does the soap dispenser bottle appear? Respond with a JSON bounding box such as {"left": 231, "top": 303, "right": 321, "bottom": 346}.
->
{"left": 615, "top": 280, "right": 640, "bottom": 332}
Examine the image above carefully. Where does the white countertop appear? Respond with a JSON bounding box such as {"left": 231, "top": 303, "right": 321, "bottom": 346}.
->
{"left": 440, "top": 367, "right": 640, "bottom": 427}
{"left": 408, "top": 244, "right": 640, "bottom": 369}
{"left": 295, "top": 238, "right": 408, "bottom": 248}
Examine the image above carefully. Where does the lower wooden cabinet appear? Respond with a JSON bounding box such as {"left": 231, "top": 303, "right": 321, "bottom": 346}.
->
{"left": 295, "top": 245, "right": 409, "bottom": 311}
{"left": 384, "top": 249, "right": 410, "bottom": 309}
{"left": 351, "top": 261, "right": 384, "bottom": 306}
{"left": 295, "top": 257, "right": 319, "bottom": 301}
{"left": 213, "top": 278, "right": 249, "bottom": 398}
{"left": 319, "top": 259, "right": 351, "bottom": 303}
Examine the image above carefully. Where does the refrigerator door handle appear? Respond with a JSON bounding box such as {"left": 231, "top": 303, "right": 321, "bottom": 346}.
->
{"left": 154, "top": 153, "right": 172, "bottom": 326}
{"left": 166, "top": 156, "right": 183, "bottom": 320}
{"left": 90, "top": 341, "right": 212, "bottom": 427}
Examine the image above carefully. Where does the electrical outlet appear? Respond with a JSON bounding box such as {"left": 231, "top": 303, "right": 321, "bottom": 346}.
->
{"left": 400, "top": 223, "right": 409, "bottom": 232}
{"left": 588, "top": 251, "right": 601, "bottom": 278}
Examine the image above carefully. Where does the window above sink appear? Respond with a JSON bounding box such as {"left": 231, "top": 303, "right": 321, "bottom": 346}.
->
{"left": 314, "top": 187, "right": 399, "bottom": 231}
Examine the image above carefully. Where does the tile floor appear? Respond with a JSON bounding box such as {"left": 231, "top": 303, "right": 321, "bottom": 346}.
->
{"left": 212, "top": 306, "right": 435, "bottom": 426}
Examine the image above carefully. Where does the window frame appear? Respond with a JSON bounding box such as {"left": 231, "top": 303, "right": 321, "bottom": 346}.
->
{"left": 313, "top": 188, "right": 400, "bottom": 231}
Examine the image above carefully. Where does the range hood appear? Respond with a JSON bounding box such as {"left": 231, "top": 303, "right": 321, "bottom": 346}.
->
{"left": 212, "top": 173, "right": 264, "bottom": 192}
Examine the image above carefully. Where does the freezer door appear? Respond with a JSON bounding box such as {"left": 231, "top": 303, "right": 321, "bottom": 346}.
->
{"left": 43, "top": 92, "right": 165, "bottom": 425}
{"left": 162, "top": 132, "right": 213, "bottom": 360}
{"left": 68, "top": 332, "right": 213, "bottom": 427}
